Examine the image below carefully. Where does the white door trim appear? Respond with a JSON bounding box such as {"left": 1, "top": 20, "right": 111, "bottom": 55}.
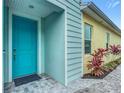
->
{"left": 8, "top": 8, "right": 12, "bottom": 82}
{"left": 8, "top": 9, "right": 42, "bottom": 82}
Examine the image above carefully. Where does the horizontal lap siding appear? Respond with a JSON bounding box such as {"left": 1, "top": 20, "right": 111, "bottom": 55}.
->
{"left": 56, "top": 0, "right": 82, "bottom": 84}
{"left": 67, "top": 0, "right": 82, "bottom": 83}
{"left": 67, "top": 13, "right": 81, "bottom": 23}
{"left": 66, "top": 0, "right": 82, "bottom": 83}
{"left": 68, "top": 42, "right": 82, "bottom": 47}
{"left": 68, "top": 47, "right": 82, "bottom": 53}
{"left": 67, "top": 73, "right": 81, "bottom": 82}
{"left": 68, "top": 53, "right": 82, "bottom": 59}
{"left": 68, "top": 30, "right": 81, "bottom": 36}
{"left": 67, "top": 36, "right": 82, "bottom": 42}
{"left": 67, "top": 19, "right": 81, "bottom": 28}
{"left": 68, "top": 68, "right": 81, "bottom": 78}
{"left": 67, "top": 25, "right": 81, "bottom": 33}
{"left": 68, "top": 58, "right": 82, "bottom": 65}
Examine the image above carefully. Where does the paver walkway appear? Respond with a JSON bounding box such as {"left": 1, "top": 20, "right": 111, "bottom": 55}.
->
{"left": 71, "top": 65, "right": 121, "bottom": 93}
{"left": 5, "top": 65, "right": 121, "bottom": 93}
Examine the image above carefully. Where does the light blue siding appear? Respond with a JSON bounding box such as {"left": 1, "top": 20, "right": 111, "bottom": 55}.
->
{"left": 68, "top": 48, "right": 82, "bottom": 54}
{"left": 3, "top": 0, "right": 82, "bottom": 85}
{"left": 68, "top": 53, "right": 81, "bottom": 59}
{"left": 64, "top": 1, "right": 82, "bottom": 83}
{"left": 67, "top": 19, "right": 81, "bottom": 28}
{"left": 44, "top": 11, "right": 65, "bottom": 85}
{"left": 68, "top": 68, "right": 81, "bottom": 78}
{"left": 67, "top": 63, "right": 81, "bottom": 71}
{"left": 67, "top": 72, "right": 81, "bottom": 82}
{"left": 67, "top": 32, "right": 82, "bottom": 40}
{"left": 48, "top": 0, "right": 82, "bottom": 84}
{"left": 68, "top": 58, "right": 82, "bottom": 65}
{"left": 67, "top": 13, "right": 81, "bottom": 23}
{"left": 67, "top": 25, "right": 81, "bottom": 33}
{"left": 68, "top": 42, "right": 82, "bottom": 47}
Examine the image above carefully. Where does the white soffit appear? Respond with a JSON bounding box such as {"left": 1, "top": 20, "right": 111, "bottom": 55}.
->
{"left": 83, "top": 7, "right": 119, "bottom": 34}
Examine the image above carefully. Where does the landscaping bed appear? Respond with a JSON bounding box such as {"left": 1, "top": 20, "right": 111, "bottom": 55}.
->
{"left": 82, "top": 58, "right": 121, "bottom": 79}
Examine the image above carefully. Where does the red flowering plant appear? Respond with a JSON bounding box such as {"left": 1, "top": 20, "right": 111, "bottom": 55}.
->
{"left": 87, "top": 48, "right": 108, "bottom": 76}
{"left": 109, "top": 44, "right": 121, "bottom": 63}
{"left": 87, "top": 44, "right": 121, "bottom": 77}
{"left": 109, "top": 44, "right": 121, "bottom": 55}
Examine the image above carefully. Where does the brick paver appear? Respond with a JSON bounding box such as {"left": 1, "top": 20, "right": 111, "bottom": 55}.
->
{"left": 5, "top": 65, "right": 121, "bottom": 93}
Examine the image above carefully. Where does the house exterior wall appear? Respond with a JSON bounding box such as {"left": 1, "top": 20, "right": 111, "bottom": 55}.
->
{"left": 3, "top": 0, "right": 82, "bottom": 85}
{"left": 47, "top": 0, "right": 82, "bottom": 85}
{"left": 3, "top": 1, "right": 9, "bottom": 83}
{"left": 44, "top": 11, "right": 65, "bottom": 85}
{"left": 83, "top": 13, "right": 121, "bottom": 74}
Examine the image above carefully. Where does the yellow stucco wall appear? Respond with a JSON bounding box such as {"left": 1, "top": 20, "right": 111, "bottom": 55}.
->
{"left": 82, "top": 13, "right": 121, "bottom": 74}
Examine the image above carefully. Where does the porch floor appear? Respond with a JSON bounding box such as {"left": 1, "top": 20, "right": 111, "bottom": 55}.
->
{"left": 5, "top": 65, "right": 121, "bottom": 93}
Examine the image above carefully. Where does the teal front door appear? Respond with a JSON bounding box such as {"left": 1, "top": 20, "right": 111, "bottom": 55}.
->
{"left": 12, "top": 15, "right": 37, "bottom": 79}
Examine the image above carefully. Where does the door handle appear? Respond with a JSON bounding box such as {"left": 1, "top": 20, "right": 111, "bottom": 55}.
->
{"left": 13, "top": 49, "right": 16, "bottom": 61}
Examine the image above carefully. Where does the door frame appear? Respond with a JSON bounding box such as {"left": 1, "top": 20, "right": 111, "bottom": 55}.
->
{"left": 8, "top": 9, "right": 42, "bottom": 82}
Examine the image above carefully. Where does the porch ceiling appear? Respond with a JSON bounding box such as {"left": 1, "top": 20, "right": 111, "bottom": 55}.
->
{"left": 7, "top": 0, "right": 63, "bottom": 17}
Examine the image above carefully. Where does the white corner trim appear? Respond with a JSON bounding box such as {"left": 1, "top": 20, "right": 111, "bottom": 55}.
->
{"left": 8, "top": 9, "right": 42, "bottom": 82}
{"left": 64, "top": 10, "right": 68, "bottom": 86}
{"left": 81, "top": 13, "right": 84, "bottom": 75}
{"left": 37, "top": 19, "right": 42, "bottom": 74}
